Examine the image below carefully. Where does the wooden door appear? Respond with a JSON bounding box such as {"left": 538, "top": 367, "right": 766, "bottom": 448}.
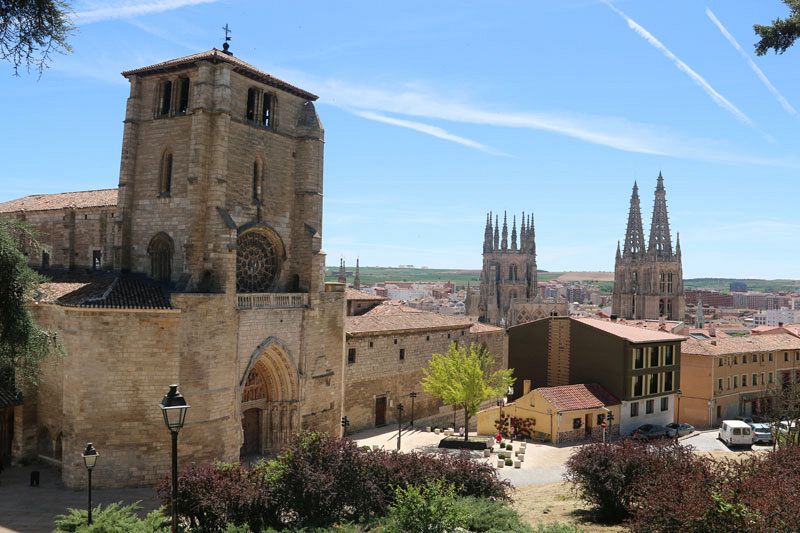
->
{"left": 375, "top": 397, "right": 387, "bottom": 427}
{"left": 242, "top": 408, "right": 261, "bottom": 455}
{"left": 585, "top": 414, "right": 591, "bottom": 437}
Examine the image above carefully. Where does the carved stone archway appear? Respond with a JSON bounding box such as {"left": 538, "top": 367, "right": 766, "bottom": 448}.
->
{"left": 240, "top": 338, "right": 300, "bottom": 455}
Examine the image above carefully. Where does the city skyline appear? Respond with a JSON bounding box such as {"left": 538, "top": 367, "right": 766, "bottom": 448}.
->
{"left": 1, "top": 1, "right": 799, "bottom": 278}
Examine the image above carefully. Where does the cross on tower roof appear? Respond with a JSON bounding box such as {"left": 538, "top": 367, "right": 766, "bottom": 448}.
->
{"left": 222, "top": 24, "right": 232, "bottom": 55}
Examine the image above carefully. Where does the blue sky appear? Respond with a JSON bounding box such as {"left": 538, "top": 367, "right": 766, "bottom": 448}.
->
{"left": 1, "top": 0, "right": 798, "bottom": 278}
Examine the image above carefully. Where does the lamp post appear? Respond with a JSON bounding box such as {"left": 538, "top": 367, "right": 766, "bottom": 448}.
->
{"left": 396, "top": 403, "right": 404, "bottom": 451}
{"left": 341, "top": 416, "right": 350, "bottom": 437}
{"left": 452, "top": 404, "right": 457, "bottom": 430}
{"left": 497, "top": 399, "right": 505, "bottom": 436}
{"left": 409, "top": 392, "right": 417, "bottom": 427}
{"left": 81, "top": 443, "right": 98, "bottom": 525}
{"left": 675, "top": 389, "right": 682, "bottom": 438}
{"left": 159, "top": 384, "right": 190, "bottom": 533}
{"left": 606, "top": 411, "right": 615, "bottom": 442}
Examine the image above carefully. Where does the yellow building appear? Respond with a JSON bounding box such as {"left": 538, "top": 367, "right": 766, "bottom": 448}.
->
{"left": 477, "top": 383, "right": 620, "bottom": 443}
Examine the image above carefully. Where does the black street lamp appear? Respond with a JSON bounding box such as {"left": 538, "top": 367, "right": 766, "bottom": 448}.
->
{"left": 81, "top": 443, "right": 99, "bottom": 525}
{"left": 396, "top": 403, "right": 404, "bottom": 451}
{"left": 341, "top": 416, "right": 350, "bottom": 437}
{"left": 675, "top": 389, "right": 683, "bottom": 438}
{"left": 409, "top": 392, "right": 417, "bottom": 427}
{"left": 453, "top": 404, "right": 457, "bottom": 430}
{"left": 160, "top": 384, "right": 190, "bottom": 533}
{"left": 606, "top": 411, "right": 615, "bottom": 441}
{"left": 497, "top": 399, "right": 504, "bottom": 435}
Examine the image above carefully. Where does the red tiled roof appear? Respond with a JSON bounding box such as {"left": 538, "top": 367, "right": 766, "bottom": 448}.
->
{"left": 0, "top": 189, "right": 118, "bottom": 213}
{"left": 36, "top": 271, "right": 171, "bottom": 310}
{"left": 346, "top": 305, "right": 473, "bottom": 335}
{"left": 681, "top": 333, "right": 800, "bottom": 356}
{"left": 469, "top": 321, "right": 503, "bottom": 334}
{"left": 537, "top": 383, "right": 620, "bottom": 412}
{"left": 121, "top": 49, "right": 318, "bottom": 100}
{"left": 345, "top": 288, "right": 386, "bottom": 301}
{"left": 576, "top": 317, "right": 686, "bottom": 343}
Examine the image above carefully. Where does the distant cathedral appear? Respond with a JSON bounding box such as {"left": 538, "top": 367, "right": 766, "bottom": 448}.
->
{"left": 470, "top": 212, "right": 567, "bottom": 326}
{"left": 612, "top": 173, "right": 685, "bottom": 321}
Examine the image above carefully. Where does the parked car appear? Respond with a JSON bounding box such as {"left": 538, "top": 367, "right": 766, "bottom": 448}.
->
{"left": 665, "top": 422, "right": 694, "bottom": 438}
{"left": 749, "top": 422, "right": 774, "bottom": 444}
{"left": 632, "top": 424, "right": 668, "bottom": 440}
{"left": 719, "top": 420, "right": 753, "bottom": 448}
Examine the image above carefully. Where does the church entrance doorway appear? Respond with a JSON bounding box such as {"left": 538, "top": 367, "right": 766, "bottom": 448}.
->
{"left": 242, "top": 408, "right": 261, "bottom": 455}
{"left": 375, "top": 396, "right": 387, "bottom": 427}
{"left": 240, "top": 339, "right": 300, "bottom": 458}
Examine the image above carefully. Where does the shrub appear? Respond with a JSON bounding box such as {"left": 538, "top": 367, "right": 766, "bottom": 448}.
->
{"left": 453, "top": 496, "right": 533, "bottom": 532}
{"left": 505, "top": 458, "right": 513, "bottom": 466}
{"left": 506, "top": 443, "right": 513, "bottom": 450}
{"left": 384, "top": 480, "right": 463, "bottom": 533}
{"left": 532, "top": 523, "right": 584, "bottom": 533}
{"left": 54, "top": 502, "right": 169, "bottom": 532}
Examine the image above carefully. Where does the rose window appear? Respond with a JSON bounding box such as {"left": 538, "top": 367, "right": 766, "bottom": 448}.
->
{"left": 236, "top": 232, "right": 279, "bottom": 292}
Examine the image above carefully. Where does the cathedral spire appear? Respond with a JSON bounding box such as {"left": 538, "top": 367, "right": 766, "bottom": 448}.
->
{"left": 647, "top": 172, "right": 673, "bottom": 258}
{"left": 616, "top": 240, "right": 622, "bottom": 262}
{"left": 483, "top": 212, "right": 493, "bottom": 253}
{"left": 338, "top": 258, "right": 346, "bottom": 284}
{"left": 354, "top": 258, "right": 361, "bottom": 290}
{"left": 511, "top": 215, "right": 518, "bottom": 250}
{"left": 676, "top": 232, "right": 681, "bottom": 258}
{"left": 501, "top": 211, "right": 508, "bottom": 251}
{"left": 528, "top": 213, "right": 536, "bottom": 256}
{"left": 623, "top": 181, "right": 646, "bottom": 258}
{"left": 695, "top": 298, "right": 705, "bottom": 328}
{"left": 493, "top": 215, "right": 500, "bottom": 250}
{"left": 520, "top": 212, "right": 526, "bottom": 252}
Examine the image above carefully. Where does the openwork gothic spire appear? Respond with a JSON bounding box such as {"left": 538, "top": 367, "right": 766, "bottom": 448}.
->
{"left": 483, "top": 212, "right": 493, "bottom": 253}
{"left": 493, "top": 215, "right": 500, "bottom": 250}
{"left": 520, "top": 212, "right": 526, "bottom": 252}
{"left": 623, "top": 181, "right": 645, "bottom": 258}
{"left": 354, "top": 258, "right": 361, "bottom": 290}
{"left": 511, "top": 215, "right": 517, "bottom": 250}
{"left": 647, "top": 172, "right": 673, "bottom": 258}
{"left": 527, "top": 214, "right": 536, "bottom": 256}
{"left": 501, "top": 212, "right": 508, "bottom": 251}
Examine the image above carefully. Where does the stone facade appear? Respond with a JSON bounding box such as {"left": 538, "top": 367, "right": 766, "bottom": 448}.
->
{"left": 2, "top": 49, "right": 346, "bottom": 488}
{"left": 343, "top": 307, "right": 505, "bottom": 433}
{"left": 612, "top": 174, "right": 685, "bottom": 321}
{"left": 476, "top": 211, "right": 566, "bottom": 327}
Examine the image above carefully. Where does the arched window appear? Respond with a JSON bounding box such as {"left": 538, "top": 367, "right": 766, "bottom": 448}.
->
{"left": 237, "top": 231, "right": 280, "bottom": 292}
{"left": 177, "top": 77, "right": 190, "bottom": 115}
{"left": 159, "top": 152, "right": 173, "bottom": 196}
{"left": 148, "top": 233, "right": 173, "bottom": 283}
{"left": 252, "top": 160, "right": 261, "bottom": 202}
{"left": 157, "top": 80, "right": 172, "bottom": 117}
{"left": 246, "top": 88, "right": 257, "bottom": 121}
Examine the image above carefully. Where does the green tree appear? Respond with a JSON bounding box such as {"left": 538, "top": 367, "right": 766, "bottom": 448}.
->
{"left": 754, "top": 0, "right": 800, "bottom": 55}
{"left": 421, "top": 342, "right": 514, "bottom": 441}
{"left": 1, "top": 0, "right": 73, "bottom": 75}
{"left": 0, "top": 217, "right": 60, "bottom": 386}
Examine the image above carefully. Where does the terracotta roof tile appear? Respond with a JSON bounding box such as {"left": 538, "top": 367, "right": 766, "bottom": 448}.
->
{"left": 469, "top": 321, "right": 503, "bottom": 333}
{"left": 576, "top": 317, "right": 686, "bottom": 343}
{"left": 0, "top": 189, "right": 118, "bottom": 213}
{"left": 346, "top": 305, "right": 473, "bottom": 335}
{"left": 537, "top": 383, "right": 620, "bottom": 412}
{"left": 121, "top": 49, "right": 318, "bottom": 100}
{"left": 682, "top": 333, "right": 800, "bottom": 356}
{"left": 345, "top": 288, "right": 386, "bottom": 301}
{"left": 36, "top": 271, "right": 171, "bottom": 310}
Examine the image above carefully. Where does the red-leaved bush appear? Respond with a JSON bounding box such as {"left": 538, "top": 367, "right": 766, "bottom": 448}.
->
{"left": 159, "top": 431, "right": 510, "bottom": 530}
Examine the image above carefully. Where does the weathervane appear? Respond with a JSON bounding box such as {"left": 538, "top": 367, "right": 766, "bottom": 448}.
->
{"left": 222, "top": 24, "right": 232, "bottom": 54}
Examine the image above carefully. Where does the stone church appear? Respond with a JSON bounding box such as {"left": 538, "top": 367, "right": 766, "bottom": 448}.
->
{"left": 0, "top": 47, "right": 346, "bottom": 487}
{"left": 612, "top": 173, "right": 685, "bottom": 320}
{"left": 470, "top": 212, "right": 567, "bottom": 326}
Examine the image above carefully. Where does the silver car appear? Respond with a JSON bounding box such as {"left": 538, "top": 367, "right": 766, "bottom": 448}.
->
{"left": 750, "top": 422, "right": 773, "bottom": 444}
{"left": 665, "top": 422, "right": 694, "bottom": 438}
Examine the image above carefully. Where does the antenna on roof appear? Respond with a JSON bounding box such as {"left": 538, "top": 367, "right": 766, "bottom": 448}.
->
{"left": 222, "top": 23, "right": 232, "bottom": 55}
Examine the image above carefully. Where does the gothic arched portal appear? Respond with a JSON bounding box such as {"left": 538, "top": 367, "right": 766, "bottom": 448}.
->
{"left": 239, "top": 339, "right": 299, "bottom": 456}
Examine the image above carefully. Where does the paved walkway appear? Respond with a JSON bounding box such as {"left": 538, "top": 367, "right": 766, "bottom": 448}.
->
{"left": 0, "top": 463, "right": 159, "bottom": 533}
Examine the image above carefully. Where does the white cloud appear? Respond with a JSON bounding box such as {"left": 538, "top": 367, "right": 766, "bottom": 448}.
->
{"left": 74, "top": 0, "right": 218, "bottom": 24}
{"left": 603, "top": 1, "right": 759, "bottom": 131}
{"left": 705, "top": 8, "right": 797, "bottom": 116}
{"left": 350, "top": 110, "right": 506, "bottom": 155}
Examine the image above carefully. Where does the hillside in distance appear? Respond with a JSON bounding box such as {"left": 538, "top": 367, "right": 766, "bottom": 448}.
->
{"left": 324, "top": 267, "right": 614, "bottom": 287}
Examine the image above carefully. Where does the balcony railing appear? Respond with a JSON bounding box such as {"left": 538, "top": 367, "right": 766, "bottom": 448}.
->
{"left": 237, "top": 293, "right": 308, "bottom": 310}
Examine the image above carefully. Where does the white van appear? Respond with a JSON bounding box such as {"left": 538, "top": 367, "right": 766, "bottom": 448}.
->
{"left": 719, "top": 420, "right": 753, "bottom": 447}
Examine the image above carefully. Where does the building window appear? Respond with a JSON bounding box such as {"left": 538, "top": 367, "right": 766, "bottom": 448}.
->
{"left": 717, "top": 405, "right": 722, "bottom": 419}
{"left": 347, "top": 348, "right": 356, "bottom": 364}
{"left": 159, "top": 152, "right": 173, "bottom": 196}
{"left": 646, "top": 399, "right": 654, "bottom": 414}
{"left": 718, "top": 358, "right": 723, "bottom": 367}
{"left": 630, "top": 402, "right": 639, "bottom": 417}
{"left": 752, "top": 373, "right": 758, "bottom": 387}
{"left": 572, "top": 418, "right": 582, "bottom": 429}
{"left": 447, "top": 333, "right": 451, "bottom": 339}
{"left": 785, "top": 352, "right": 789, "bottom": 362}
{"left": 727, "top": 377, "right": 731, "bottom": 390}
{"left": 649, "top": 348, "right": 659, "bottom": 368}
{"left": 157, "top": 80, "right": 172, "bottom": 117}
{"left": 751, "top": 354, "right": 757, "bottom": 363}
{"left": 461, "top": 330, "right": 465, "bottom": 336}
{"left": 769, "top": 353, "right": 773, "bottom": 362}
{"left": 769, "top": 372, "right": 774, "bottom": 384}
{"left": 633, "top": 375, "right": 643, "bottom": 397}
{"left": 246, "top": 87, "right": 257, "bottom": 121}
{"left": 92, "top": 250, "right": 101, "bottom": 270}
{"left": 667, "top": 272, "right": 673, "bottom": 294}
{"left": 177, "top": 77, "right": 190, "bottom": 115}
{"left": 252, "top": 161, "right": 261, "bottom": 202}
{"left": 649, "top": 374, "right": 659, "bottom": 395}
{"left": 796, "top": 352, "right": 800, "bottom": 362}
{"left": 742, "top": 374, "right": 747, "bottom": 387}
{"left": 733, "top": 376, "right": 738, "bottom": 389}
{"left": 734, "top": 356, "right": 738, "bottom": 365}
{"left": 633, "top": 348, "right": 644, "bottom": 369}
{"left": 664, "top": 371, "right": 674, "bottom": 392}
{"left": 369, "top": 341, "right": 373, "bottom": 348}
{"left": 661, "top": 397, "right": 668, "bottom": 411}
{"left": 148, "top": 232, "right": 173, "bottom": 283}
{"left": 393, "top": 339, "right": 398, "bottom": 345}
{"left": 718, "top": 378, "right": 723, "bottom": 391}
{"left": 426, "top": 335, "right": 430, "bottom": 341}
{"left": 262, "top": 93, "right": 272, "bottom": 127}
{"left": 663, "top": 345, "right": 674, "bottom": 366}
{"left": 41, "top": 251, "right": 49, "bottom": 269}
{"left": 399, "top": 348, "right": 405, "bottom": 360}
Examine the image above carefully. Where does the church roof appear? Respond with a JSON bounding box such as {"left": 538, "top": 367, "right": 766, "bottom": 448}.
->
{"left": 121, "top": 48, "right": 318, "bottom": 101}
{"left": 0, "top": 189, "right": 118, "bottom": 213}
{"left": 345, "top": 288, "right": 386, "bottom": 301}
{"left": 36, "top": 271, "right": 172, "bottom": 310}
{"left": 346, "top": 304, "right": 473, "bottom": 335}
